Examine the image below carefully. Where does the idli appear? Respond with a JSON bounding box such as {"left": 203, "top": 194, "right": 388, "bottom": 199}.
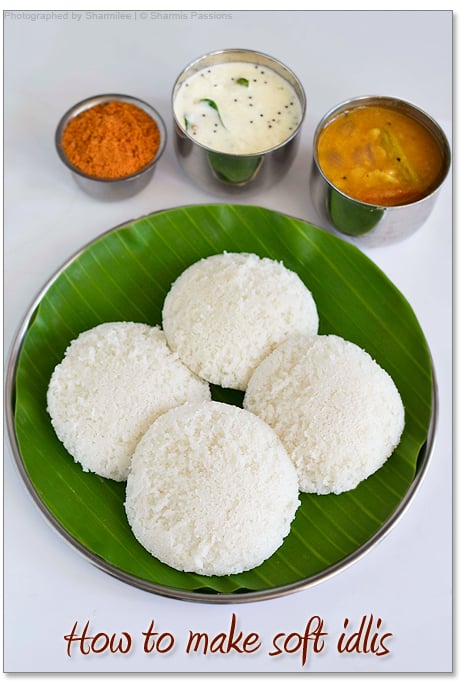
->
{"left": 162, "top": 252, "right": 319, "bottom": 390}
{"left": 244, "top": 334, "right": 405, "bottom": 495}
{"left": 47, "top": 322, "right": 210, "bottom": 481}
{"left": 125, "top": 401, "right": 300, "bottom": 576}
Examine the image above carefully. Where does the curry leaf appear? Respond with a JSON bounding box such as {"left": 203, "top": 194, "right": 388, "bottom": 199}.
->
{"left": 199, "top": 98, "right": 225, "bottom": 127}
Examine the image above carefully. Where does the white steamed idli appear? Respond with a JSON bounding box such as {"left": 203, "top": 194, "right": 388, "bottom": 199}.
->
{"left": 47, "top": 322, "right": 210, "bottom": 481}
{"left": 244, "top": 334, "right": 405, "bottom": 495}
{"left": 124, "top": 401, "right": 300, "bottom": 576}
{"left": 162, "top": 252, "right": 319, "bottom": 391}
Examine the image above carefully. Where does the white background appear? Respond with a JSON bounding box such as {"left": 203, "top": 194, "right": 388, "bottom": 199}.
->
{"left": 3, "top": 9, "right": 453, "bottom": 676}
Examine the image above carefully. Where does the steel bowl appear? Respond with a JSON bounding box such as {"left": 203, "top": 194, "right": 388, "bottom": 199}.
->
{"left": 55, "top": 93, "right": 167, "bottom": 200}
{"left": 171, "top": 49, "right": 306, "bottom": 194}
{"left": 310, "top": 95, "right": 451, "bottom": 246}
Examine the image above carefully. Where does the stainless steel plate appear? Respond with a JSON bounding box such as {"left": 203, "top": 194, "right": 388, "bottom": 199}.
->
{"left": 5, "top": 204, "right": 437, "bottom": 603}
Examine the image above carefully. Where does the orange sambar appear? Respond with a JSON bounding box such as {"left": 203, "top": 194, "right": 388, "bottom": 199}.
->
{"left": 316, "top": 105, "right": 445, "bottom": 206}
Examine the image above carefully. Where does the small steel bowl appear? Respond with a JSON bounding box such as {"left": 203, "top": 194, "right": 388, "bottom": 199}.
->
{"left": 171, "top": 49, "right": 306, "bottom": 194}
{"left": 310, "top": 95, "right": 451, "bottom": 246}
{"left": 55, "top": 93, "right": 167, "bottom": 200}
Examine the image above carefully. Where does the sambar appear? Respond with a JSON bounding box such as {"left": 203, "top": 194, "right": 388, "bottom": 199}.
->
{"left": 316, "top": 104, "right": 445, "bottom": 207}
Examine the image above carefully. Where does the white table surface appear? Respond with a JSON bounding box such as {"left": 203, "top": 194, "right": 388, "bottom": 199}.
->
{"left": 3, "top": 9, "right": 453, "bottom": 676}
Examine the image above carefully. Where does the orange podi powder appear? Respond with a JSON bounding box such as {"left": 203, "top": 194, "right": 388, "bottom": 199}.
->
{"left": 61, "top": 100, "right": 161, "bottom": 179}
{"left": 317, "top": 105, "right": 445, "bottom": 206}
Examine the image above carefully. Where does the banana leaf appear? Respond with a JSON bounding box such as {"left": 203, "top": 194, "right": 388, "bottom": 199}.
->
{"left": 8, "top": 204, "right": 434, "bottom": 602}
{"left": 328, "top": 187, "right": 385, "bottom": 235}
{"left": 207, "top": 151, "right": 264, "bottom": 184}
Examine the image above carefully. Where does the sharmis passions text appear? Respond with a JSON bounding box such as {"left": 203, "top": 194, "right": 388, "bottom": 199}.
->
{"left": 4, "top": 11, "right": 233, "bottom": 21}
{"left": 144, "top": 11, "right": 233, "bottom": 21}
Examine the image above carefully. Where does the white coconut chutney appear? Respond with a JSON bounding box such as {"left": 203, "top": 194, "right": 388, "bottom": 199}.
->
{"left": 173, "top": 61, "right": 303, "bottom": 154}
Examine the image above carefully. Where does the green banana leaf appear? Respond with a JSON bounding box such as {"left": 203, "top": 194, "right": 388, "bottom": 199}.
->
{"left": 207, "top": 151, "right": 264, "bottom": 184}
{"left": 9, "top": 204, "right": 433, "bottom": 601}
{"left": 328, "top": 187, "right": 385, "bottom": 235}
